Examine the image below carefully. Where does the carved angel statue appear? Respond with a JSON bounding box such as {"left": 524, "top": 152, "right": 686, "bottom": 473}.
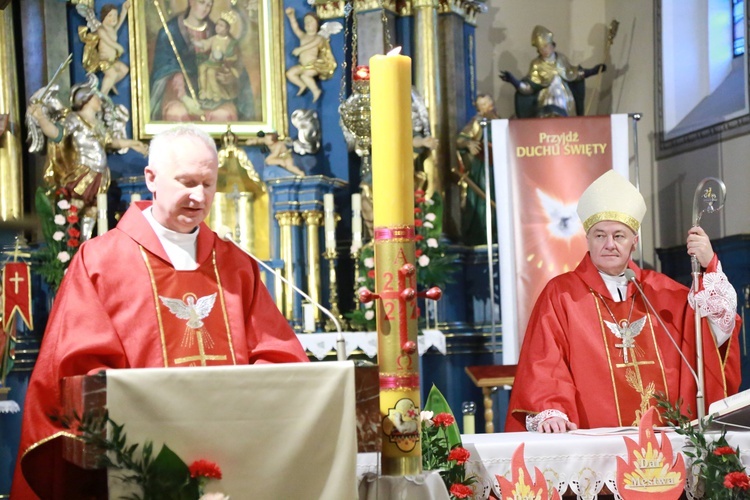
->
{"left": 246, "top": 131, "right": 305, "bottom": 177}
{"left": 284, "top": 7, "right": 343, "bottom": 102}
{"left": 291, "top": 108, "right": 321, "bottom": 155}
{"left": 73, "top": 0, "right": 131, "bottom": 96}
{"left": 26, "top": 72, "right": 148, "bottom": 236}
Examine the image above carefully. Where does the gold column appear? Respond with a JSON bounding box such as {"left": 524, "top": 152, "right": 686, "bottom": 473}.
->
{"left": 302, "top": 211, "right": 323, "bottom": 323}
{"left": 412, "top": 0, "right": 442, "bottom": 199}
{"left": 275, "top": 211, "right": 301, "bottom": 320}
{"left": 0, "top": 5, "right": 22, "bottom": 220}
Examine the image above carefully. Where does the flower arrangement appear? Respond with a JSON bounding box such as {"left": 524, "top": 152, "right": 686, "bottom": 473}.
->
{"left": 347, "top": 190, "right": 458, "bottom": 331}
{"left": 421, "top": 385, "right": 477, "bottom": 499}
{"left": 76, "top": 411, "right": 227, "bottom": 499}
{"left": 657, "top": 395, "right": 750, "bottom": 499}
{"left": 35, "top": 187, "right": 83, "bottom": 291}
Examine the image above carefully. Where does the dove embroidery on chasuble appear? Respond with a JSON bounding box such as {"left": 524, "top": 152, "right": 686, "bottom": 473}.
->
{"left": 140, "top": 247, "right": 236, "bottom": 367}
{"left": 592, "top": 291, "right": 669, "bottom": 426}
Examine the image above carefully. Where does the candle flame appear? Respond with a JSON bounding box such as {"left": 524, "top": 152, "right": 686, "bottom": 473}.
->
{"left": 387, "top": 47, "right": 403, "bottom": 56}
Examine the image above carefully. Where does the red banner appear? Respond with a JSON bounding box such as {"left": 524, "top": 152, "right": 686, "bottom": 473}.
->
{"left": 493, "top": 115, "right": 630, "bottom": 363}
{"left": 3, "top": 262, "right": 33, "bottom": 331}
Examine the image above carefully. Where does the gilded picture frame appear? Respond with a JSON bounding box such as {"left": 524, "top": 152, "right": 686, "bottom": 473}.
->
{"left": 128, "top": 0, "right": 287, "bottom": 139}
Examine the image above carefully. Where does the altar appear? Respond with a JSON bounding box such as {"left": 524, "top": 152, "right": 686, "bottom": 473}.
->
{"left": 357, "top": 429, "right": 750, "bottom": 499}
{"left": 296, "top": 329, "right": 447, "bottom": 360}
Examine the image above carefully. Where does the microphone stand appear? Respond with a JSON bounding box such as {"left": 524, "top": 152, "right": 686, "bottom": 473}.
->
{"left": 218, "top": 228, "right": 347, "bottom": 362}
{"left": 690, "top": 177, "right": 726, "bottom": 420}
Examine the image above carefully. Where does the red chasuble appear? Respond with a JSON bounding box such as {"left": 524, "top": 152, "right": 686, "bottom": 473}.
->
{"left": 506, "top": 253, "right": 741, "bottom": 432}
{"left": 12, "top": 202, "right": 308, "bottom": 499}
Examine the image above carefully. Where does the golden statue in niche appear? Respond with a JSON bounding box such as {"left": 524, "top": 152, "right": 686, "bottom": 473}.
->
{"left": 207, "top": 126, "right": 269, "bottom": 259}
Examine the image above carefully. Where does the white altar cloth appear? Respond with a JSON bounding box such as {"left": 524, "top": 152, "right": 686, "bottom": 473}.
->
{"left": 357, "top": 429, "right": 750, "bottom": 499}
{"left": 297, "top": 329, "right": 447, "bottom": 360}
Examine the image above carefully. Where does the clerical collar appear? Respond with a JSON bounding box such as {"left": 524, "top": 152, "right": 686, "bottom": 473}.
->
{"left": 599, "top": 270, "right": 628, "bottom": 303}
{"left": 143, "top": 207, "right": 200, "bottom": 271}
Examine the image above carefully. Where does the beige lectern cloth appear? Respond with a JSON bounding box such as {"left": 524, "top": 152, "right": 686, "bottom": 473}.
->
{"left": 106, "top": 361, "right": 357, "bottom": 499}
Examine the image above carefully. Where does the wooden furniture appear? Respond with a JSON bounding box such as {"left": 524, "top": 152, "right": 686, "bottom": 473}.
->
{"left": 465, "top": 364, "right": 517, "bottom": 433}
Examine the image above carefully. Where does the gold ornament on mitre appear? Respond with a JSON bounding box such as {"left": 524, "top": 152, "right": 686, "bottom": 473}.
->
{"left": 531, "top": 25, "right": 555, "bottom": 49}
{"left": 577, "top": 170, "right": 646, "bottom": 233}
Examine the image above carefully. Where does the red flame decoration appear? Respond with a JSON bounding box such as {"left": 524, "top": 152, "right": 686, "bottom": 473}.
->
{"left": 497, "top": 443, "right": 561, "bottom": 500}
{"left": 616, "top": 407, "right": 686, "bottom": 499}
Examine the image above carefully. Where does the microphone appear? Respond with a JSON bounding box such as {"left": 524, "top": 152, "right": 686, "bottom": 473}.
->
{"left": 217, "top": 227, "right": 346, "bottom": 362}
{"left": 624, "top": 269, "right": 704, "bottom": 415}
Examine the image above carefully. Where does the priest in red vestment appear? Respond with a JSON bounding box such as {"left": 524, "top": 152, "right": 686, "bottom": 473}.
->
{"left": 506, "top": 170, "right": 741, "bottom": 433}
{"left": 12, "top": 125, "right": 309, "bottom": 498}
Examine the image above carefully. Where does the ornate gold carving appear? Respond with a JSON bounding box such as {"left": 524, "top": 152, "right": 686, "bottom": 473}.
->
{"left": 0, "top": 6, "right": 22, "bottom": 220}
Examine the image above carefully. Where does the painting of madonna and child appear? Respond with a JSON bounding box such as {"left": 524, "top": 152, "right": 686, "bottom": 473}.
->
{"left": 130, "top": 0, "right": 285, "bottom": 138}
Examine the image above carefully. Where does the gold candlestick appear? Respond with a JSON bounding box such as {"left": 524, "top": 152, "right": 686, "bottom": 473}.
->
{"left": 323, "top": 249, "right": 346, "bottom": 332}
{"left": 351, "top": 247, "right": 362, "bottom": 301}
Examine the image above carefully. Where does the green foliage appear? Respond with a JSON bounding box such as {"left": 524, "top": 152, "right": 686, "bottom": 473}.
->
{"left": 656, "top": 394, "right": 750, "bottom": 499}
{"left": 34, "top": 187, "right": 83, "bottom": 291}
{"left": 421, "top": 385, "right": 477, "bottom": 498}
{"left": 77, "top": 411, "right": 204, "bottom": 500}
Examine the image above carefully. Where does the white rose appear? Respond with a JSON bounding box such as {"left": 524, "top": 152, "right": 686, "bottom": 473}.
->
{"left": 57, "top": 251, "right": 71, "bottom": 263}
{"left": 52, "top": 231, "right": 65, "bottom": 241}
{"left": 425, "top": 213, "right": 436, "bottom": 221}
{"left": 418, "top": 255, "right": 430, "bottom": 267}
{"left": 364, "top": 300, "right": 373, "bottom": 309}
{"left": 54, "top": 214, "right": 66, "bottom": 225}
{"left": 57, "top": 199, "right": 70, "bottom": 210}
{"left": 364, "top": 257, "right": 374, "bottom": 269}
{"left": 357, "top": 276, "right": 366, "bottom": 283}
{"left": 199, "top": 494, "right": 230, "bottom": 500}
{"left": 424, "top": 221, "right": 434, "bottom": 229}
{"left": 427, "top": 238, "right": 438, "bottom": 248}
{"left": 420, "top": 410, "right": 434, "bottom": 423}
{"left": 364, "top": 310, "right": 375, "bottom": 320}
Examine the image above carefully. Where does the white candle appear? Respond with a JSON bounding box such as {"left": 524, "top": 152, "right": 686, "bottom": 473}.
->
{"left": 351, "top": 193, "right": 362, "bottom": 252}
{"left": 324, "top": 193, "right": 336, "bottom": 252}
{"left": 97, "top": 193, "right": 108, "bottom": 236}
{"left": 130, "top": 193, "right": 141, "bottom": 205}
{"left": 303, "top": 302, "right": 315, "bottom": 332}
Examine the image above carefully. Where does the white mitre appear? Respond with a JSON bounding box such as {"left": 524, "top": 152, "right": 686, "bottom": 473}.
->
{"left": 576, "top": 170, "right": 646, "bottom": 233}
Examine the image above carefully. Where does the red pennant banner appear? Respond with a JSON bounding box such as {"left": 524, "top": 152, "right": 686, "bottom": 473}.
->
{"left": 3, "top": 262, "right": 33, "bottom": 331}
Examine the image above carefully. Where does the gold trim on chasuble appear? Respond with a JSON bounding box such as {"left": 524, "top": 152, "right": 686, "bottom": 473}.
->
{"left": 141, "top": 247, "right": 236, "bottom": 367}
{"left": 592, "top": 290, "right": 668, "bottom": 427}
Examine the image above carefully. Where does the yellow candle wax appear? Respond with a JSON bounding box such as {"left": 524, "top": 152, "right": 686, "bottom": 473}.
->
{"left": 370, "top": 52, "right": 415, "bottom": 228}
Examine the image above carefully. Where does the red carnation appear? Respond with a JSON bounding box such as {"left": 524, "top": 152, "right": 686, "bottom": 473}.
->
{"left": 724, "top": 471, "right": 750, "bottom": 490}
{"left": 367, "top": 269, "right": 375, "bottom": 279}
{"left": 415, "top": 219, "right": 423, "bottom": 227}
{"left": 189, "top": 459, "right": 223, "bottom": 479}
{"left": 415, "top": 197, "right": 426, "bottom": 204}
{"left": 68, "top": 205, "right": 78, "bottom": 214}
{"left": 67, "top": 214, "right": 79, "bottom": 224}
{"left": 714, "top": 446, "right": 737, "bottom": 456}
{"left": 449, "top": 483, "right": 473, "bottom": 498}
{"left": 414, "top": 207, "right": 422, "bottom": 214}
{"left": 415, "top": 234, "right": 424, "bottom": 241}
{"left": 67, "top": 238, "right": 80, "bottom": 248}
{"left": 416, "top": 249, "right": 423, "bottom": 257}
{"left": 432, "top": 412, "right": 455, "bottom": 428}
{"left": 67, "top": 227, "right": 81, "bottom": 238}
{"left": 448, "top": 446, "right": 471, "bottom": 465}
{"left": 414, "top": 189, "right": 425, "bottom": 196}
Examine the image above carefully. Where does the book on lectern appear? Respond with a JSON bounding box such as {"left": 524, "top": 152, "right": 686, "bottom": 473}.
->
{"left": 694, "top": 388, "right": 750, "bottom": 431}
